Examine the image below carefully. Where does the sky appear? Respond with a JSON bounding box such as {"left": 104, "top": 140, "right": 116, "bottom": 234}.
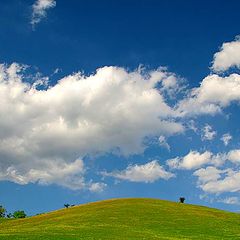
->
{"left": 0, "top": 0, "right": 240, "bottom": 216}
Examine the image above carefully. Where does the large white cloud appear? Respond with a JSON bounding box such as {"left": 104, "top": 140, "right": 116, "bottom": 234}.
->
{"left": 176, "top": 74, "right": 240, "bottom": 116}
{"left": 0, "top": 63, "right": 183, "bottom": 190}
{"left": 2, "top": 36, "right": 240, "bottom": 193}
{"left": 102, "top": 160, "right": 174, "bottom": 183}
{"left": 212, "top": 37, "right": 240, "bottom": 72}
{"left": 31, "top": 0, "right": 56, "bottom": 28}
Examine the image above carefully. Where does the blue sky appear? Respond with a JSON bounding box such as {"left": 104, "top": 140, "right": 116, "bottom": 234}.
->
{"left": 1, "top": 0, "right": 240, "bottom": 216}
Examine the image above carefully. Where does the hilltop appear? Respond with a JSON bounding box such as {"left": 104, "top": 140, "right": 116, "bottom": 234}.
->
{"left": 0, "top": 198, "right": 240, "bottom": 239}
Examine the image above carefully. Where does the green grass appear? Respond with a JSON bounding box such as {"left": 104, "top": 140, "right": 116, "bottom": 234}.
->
{"left": 0, "top": 198, "right": 240, "bottom": 239}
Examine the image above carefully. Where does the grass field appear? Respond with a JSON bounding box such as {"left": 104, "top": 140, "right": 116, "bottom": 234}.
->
{"left": 0, "top": 198, "right": 240, "bottom": 239}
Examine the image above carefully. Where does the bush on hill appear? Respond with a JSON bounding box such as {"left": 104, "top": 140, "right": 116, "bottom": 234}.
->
{"left": 13, "top": 210, "right": 27, "bottom": 219}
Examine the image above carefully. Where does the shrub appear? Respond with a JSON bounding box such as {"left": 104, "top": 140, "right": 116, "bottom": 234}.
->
{"left": 13, "top": 210, "right": 27, "bottom": 219}
{"left": 64, "top": 204, "right": 70, "bottom": 208}
{"left": 0, "top": 205, "right": 6, "bottom": 218}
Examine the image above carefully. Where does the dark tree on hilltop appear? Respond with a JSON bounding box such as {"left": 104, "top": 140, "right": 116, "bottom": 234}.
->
{"left": 13, "top": 210, "right": 27, "bottom": 219}
{"left": 179, "top": 197, "right": 185, "bottom": 203}
{"left": 64, "top": 204, "right": 70, "bottom": 208}
{"left": 0, "top": 205, "right": 6, "bottom": 218}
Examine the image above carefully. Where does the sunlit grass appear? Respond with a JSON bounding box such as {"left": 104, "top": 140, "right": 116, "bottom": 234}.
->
{"left": 0, "top": 198, "right": 240, "bottom": 239}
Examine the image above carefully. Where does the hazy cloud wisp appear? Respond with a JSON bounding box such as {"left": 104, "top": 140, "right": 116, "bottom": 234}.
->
{"left": 31, "top": 0, "right": 56, "bottom": 28}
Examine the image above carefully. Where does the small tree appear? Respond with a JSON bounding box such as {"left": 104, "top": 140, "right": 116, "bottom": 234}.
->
{"left": 179, "top": 197, "right": 185, "bottom": 203}
{"left": 13, "top": 210, "right": 26, "bottom": 219}
{"left": 64, "top": 204, "right": 70, "bottom": 208}
{"left": 0, "top": 205, "right": 6, "bottom": 218}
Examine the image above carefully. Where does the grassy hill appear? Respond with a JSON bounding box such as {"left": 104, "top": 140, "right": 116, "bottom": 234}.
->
{"left": 0, "top": 198, "right": 240, "bottom": 239}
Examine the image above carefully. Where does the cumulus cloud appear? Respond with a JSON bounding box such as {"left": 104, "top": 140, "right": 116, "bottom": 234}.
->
{"left": 102, "top": 160, "right": 174, "bottom": 183}
{"left": 167, "top": 148, "right": 240, "bottom": 194}
{"left": 181, "top": 149, "right": 240, "bottom": 194}
{"left": 221, "top": 133, "right": 232, "bottom": 146}
{"left": 2, "top": 35, "right": 240, "bottom": 193}
{"left": 212, "top": 36, "right": 240, "bottom": 72}
{"left": 176, "top": 36, "right": 240, "bottom": 116}
{"left": 0, "top": 158, "right": 83, "bottom": 188}
{"left": 201, "top": 124, "right": 216, "bottom": 141}
{"left": 195, "top": 167, "right": 240, "bottom": 194}
{"left": 193, "top": 166, "right": 224, "bottom": 184}
{"left": 176, "top": 74, "right": 240, "bottom": 116}
{"left": 167, "top": 151, "right": 213, "bottom": 170}
{"left": 0, "top": 157, "right": 105, "bottom": 192}
{"left": 31, "top": 0, "right": 56, "bottom": 28}
{"left": 227, "top": 149, "right": 240, "bottom": 163}
{"left": 0, "top": 63, "right": 183, "bottom": 190}
{"left": 168, "top": 149, "right": 240, "bottom": 193}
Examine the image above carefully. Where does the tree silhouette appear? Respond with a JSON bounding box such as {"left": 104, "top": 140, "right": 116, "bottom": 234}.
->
{"left": 179, "top": 197, "right": 185, "bottom": 203}
{"left": 64, "top": 204, "right": 70, "bottom": 208}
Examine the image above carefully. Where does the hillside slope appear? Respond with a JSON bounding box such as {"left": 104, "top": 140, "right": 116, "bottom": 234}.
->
{"left": 0, "top": 198, "right": 240, "bottom": 239}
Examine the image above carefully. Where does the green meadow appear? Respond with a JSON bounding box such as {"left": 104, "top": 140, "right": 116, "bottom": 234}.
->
{"left": 0, "top": 198, "right": 240, "bottom": 239}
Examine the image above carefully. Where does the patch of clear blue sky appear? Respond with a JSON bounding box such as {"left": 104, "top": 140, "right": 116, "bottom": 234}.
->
{"left": 0, "top": 0, "right": 240, "bottom": 215}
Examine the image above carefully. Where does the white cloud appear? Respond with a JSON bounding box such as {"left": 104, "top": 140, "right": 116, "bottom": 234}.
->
{"left": 168, "top": 149, "right": 240, "bottom": 194}
{"left": 175, "top": 36, "right": 240, "bottom": 117}
{"left": 159, "top": 135, "right": 170, "bottom": 151}
{"left": 193, "top": 166, "right": 223, "bottom": 184}
{"left": 88, "top": 182, "right": 107, "bottom": 193}
{"left": 211, "top": 153, "right": 228, "bottom": 166}
{"left": 2, "top": 34, "right": 240, "bottom": 198}
{"left": 176, "top": 37, "right": 240, "bottom": 116}
{"left": 227, "top": 149, "right": 240, "bottom": 163}
{"left": 102, "top": 160, "right": 174, "bottom": 183}
{"left": 201, "top": 124, "right": 216, "bottom": 141}
{"left": 168, "top": 148, "right": 240, "bottom": 194}
{"left": 0, "top": 63, "right": 183, "bottom": 189}
{"left": 31, "top": 0, "right": 56, "bottom": 28}
{"left": 167, "top": 151, "right": 212, "bottom": 170}
{"left": 191, "top": 150, "right": 240, "bottom": 194}
{"left": 221, "top": 133, "right": 232, "bottom": 146}
{"left": 212, "top": 36, "right": 240, "bottom": 72}
{"left": 195, "top": 167, "right": 240, "bottom": 194}
{"left": 176, "top": 74, "right": 240, "bottom": 116}
{"left": 161, "top": 75, "right": 177, "bottom": 89}
{"left": 218, "top": 197, "right": 240, "bottom": 205}
{"left": 0, "top": 158, "right": 104, "bottom": 191}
